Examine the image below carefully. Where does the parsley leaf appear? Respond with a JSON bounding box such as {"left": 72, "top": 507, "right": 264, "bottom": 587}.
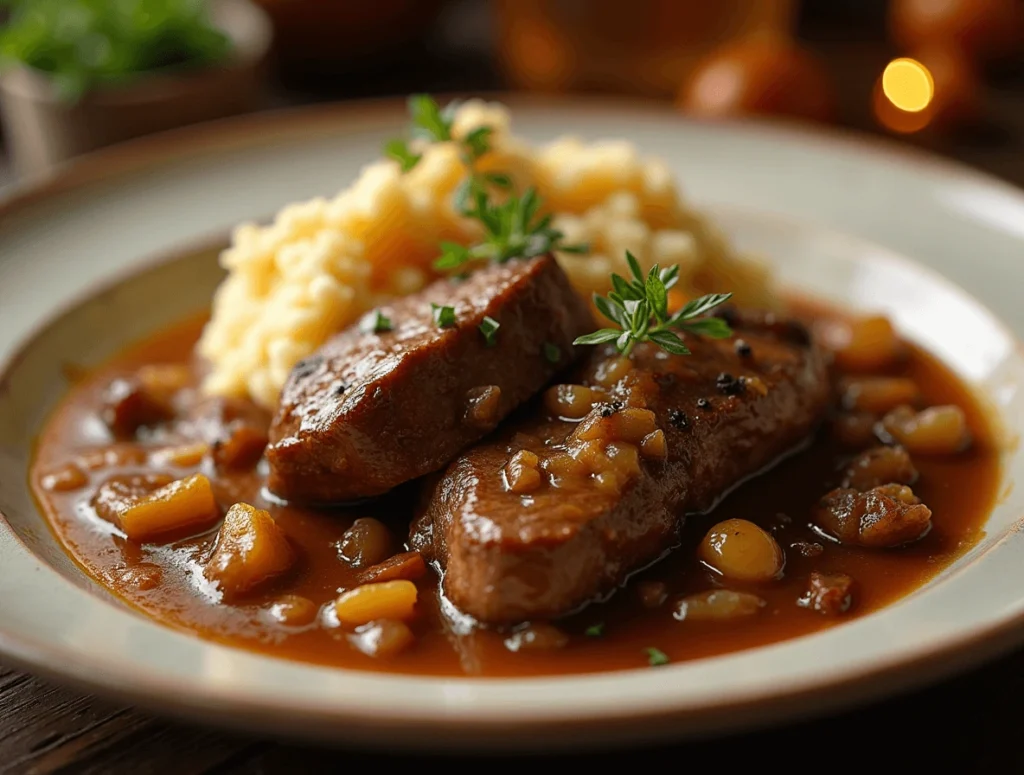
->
{"left": 645, "top": 647, "right": 670, "bottom": 666}
{"left": 431, "top": 303, "right": 457, "bottom": 328}
{"left": 359, "top": 308, "right": 392, "bottom": 334}
{"left": 479, "top": 316, "right": 500, "bottom": 347}
{"left": 384, "top": 139, "right": 422, "bottom": 172}
{"left": 409, "top": 94, "right": 452, "bottom": 142}
{"left": 573, "top": 251, "right": 733, "bottom": 357}
{"left": 585, "top": 623, "right": 605, "bottom": 638}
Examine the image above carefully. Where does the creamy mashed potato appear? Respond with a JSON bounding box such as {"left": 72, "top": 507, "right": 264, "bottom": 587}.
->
{"left": 198, "top": 99, "right": 776, "bottom": 408}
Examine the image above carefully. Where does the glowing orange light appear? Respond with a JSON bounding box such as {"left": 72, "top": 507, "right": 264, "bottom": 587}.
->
{"left": 881, "top": 58, "right": 934, "bottom": 113}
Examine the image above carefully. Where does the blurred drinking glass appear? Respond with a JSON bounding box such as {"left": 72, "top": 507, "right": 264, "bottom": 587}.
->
{"left": 496, "top": 0, "right": 797, "bottom": 97}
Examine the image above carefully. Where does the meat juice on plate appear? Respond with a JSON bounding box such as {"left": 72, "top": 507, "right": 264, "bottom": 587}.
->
{"left": 30, "top": 291, "right": 999, "bottom": 676}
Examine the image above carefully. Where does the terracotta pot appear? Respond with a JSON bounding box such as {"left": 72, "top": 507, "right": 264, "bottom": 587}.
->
{"left": 0, "top": 0, "right": 273, "bottom": 179}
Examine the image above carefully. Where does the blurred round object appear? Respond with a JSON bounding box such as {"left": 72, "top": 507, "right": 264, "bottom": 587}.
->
{"left": 873, "top": 45, "right": 981, "bottom": 134}
{"left": 678, "top": 35, "right": 835, "bottom": 122}
{"left": 889, "top": 0, "right": 1023, "bottom": 62}
{"left": 497, "top": 12, "right": 577, "bottom": 91}
{"left": 881, "top": 58, "right": 934, "bottom": 112}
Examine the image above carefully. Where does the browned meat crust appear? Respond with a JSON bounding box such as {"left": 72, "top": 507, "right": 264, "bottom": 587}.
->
{"left": 266, "top": 255, "right": 593, "bottom": 503}
{"left": 414, "top": 309, "right": 831, "bottom": 624}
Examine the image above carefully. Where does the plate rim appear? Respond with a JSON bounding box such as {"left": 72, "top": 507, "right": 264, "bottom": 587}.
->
{"left": 3, "top": 94, "right": 1024, "bottom": 749}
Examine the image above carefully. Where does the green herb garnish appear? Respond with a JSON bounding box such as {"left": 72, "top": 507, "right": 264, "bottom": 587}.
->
{"left": 585, "top": 623, "right": 605, "bottom": 638}
{"left": 431, "top": 303, "right": 457, "bottom": 328}
{"left": 543, "top": 342, "right": 561, "bottom": 364}
{"left": 645, "top": 647, "right": 670, "bottom": 666}
{"left": 574, "top": 252, "right": 733, "bottom": 358}
{"left": 0, "top": 0, "right": 232, "bottom": 102}
{"left": 408, "top": 93, "right": 455, "bottom": 142}
{"left": 383, "top": 94, "right": 587, "bottom": 271}
{"left": 384, "top": 139, "right": 422, "bottom": 173}
{"left": 478, "top": 316, "right": 500, "bottom": 347}
{"left": 436, "top": 188, "right": 584, "bottom": 270}
{"left": 359, "top": 309, "right": 392, "bottom": 334}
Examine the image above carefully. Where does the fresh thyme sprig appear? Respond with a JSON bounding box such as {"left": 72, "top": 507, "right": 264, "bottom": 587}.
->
{"left": 384, "top": 94, "right": 587, "bottom": 272}
{"left": 574, "top": 252, "right": 733, "bottom": 357}
{"left": 435, "top": 188, "right": 586, "bottom": 270}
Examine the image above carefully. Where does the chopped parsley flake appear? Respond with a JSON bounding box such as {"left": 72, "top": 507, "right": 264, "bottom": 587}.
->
{"left": 431, "top": 303, "right": 457, "bottom": 328}
{"left": 645, "top": 647, "right": 670, "bottom": 666}
{"left": 479, "top": 316, "right": 500, "bottom": 347}
{"left": 585, "top": 623, "right": 605, "bottom": 638}
{"left": 360, "top": 308, "right": 392, "bottom": 334}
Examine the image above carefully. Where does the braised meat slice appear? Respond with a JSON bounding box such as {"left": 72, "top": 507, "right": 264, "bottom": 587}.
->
{"left": 414, "top": 309, "right": 830, "bottom": 624}
{"left": 266, "top": 254, "right": 593, "bottom": 503}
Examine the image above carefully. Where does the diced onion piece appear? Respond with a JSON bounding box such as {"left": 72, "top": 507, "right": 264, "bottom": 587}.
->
{"left": 699, "top": 518, "right": 785, "bottom": 583}
{"left": 882, "top": 404, "right": 971, "bottom": 455}
{"left": 116, "top": 473, "right": 219, "bottom": 542}
{"left": 347, "top": 619, "right": 415, "bottom": 659}
{"left": 673, "top": 590, "right": 766, "bottom": 621}
{"left": 205, "top": 503, "right": 294, "bottom": 600}
{"left": 841, "top": 377, "right": 920, "bottom": 414}
{"left": 818, "top": 315, "right": 904, "bottom": 372}
{"left": 334, "top": 580, "right": 418, "bottom": 625}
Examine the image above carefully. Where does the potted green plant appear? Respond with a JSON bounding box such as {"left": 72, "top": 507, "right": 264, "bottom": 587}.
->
{"left": 0, "top": 0, "right": 273, "bottom": 178}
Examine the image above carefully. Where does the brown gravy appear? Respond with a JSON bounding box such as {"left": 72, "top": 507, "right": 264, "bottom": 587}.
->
{"left": 29, "top": 307, "right": 1001, "bottom": 677}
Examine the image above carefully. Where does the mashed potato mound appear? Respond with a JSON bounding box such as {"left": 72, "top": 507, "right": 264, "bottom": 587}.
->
{"left": 198, "top": 99, "right": 776, "bottom": 408}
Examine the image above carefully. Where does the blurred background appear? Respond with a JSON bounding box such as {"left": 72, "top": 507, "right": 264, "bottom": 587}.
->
{"left": 0, "top": 0, "right": 1022, "bottom": 186}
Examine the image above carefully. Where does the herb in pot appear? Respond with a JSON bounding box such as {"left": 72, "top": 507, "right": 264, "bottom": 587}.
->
{"left": 0, "top": 0, "right": 232, "bottom": 100}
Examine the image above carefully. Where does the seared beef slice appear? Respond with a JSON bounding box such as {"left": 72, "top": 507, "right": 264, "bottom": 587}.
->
{"left": 416, "top": 310, "right": 830, "bottom": 624}
{"left": 267, "top": 255, "right": 593, "bottom": 503}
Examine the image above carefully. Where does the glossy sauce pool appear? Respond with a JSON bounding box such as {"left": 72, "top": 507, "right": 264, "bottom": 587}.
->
{"left": 30, "top": 310, "right": 1002, "bottom": 677}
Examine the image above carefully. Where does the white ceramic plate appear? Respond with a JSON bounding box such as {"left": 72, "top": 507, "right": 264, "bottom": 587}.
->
{"left": 2, "top": 97, "right": 1024, "bottom": 751}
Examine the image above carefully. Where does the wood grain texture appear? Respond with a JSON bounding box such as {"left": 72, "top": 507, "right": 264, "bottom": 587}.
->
{"left": 4, "top": 647, "right": 1024, "bottom": 774}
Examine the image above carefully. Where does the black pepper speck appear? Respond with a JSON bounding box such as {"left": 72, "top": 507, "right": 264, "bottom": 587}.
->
{"left": 291, "top": 355, "right": 323, "bottom": 380}
{"left": 668, "top": 409, "right": 689, "bottom": 430}
{"left": 716, "top": 372, "right": 746, "bottom": 396}
{"left": 696, "top": 398, "right": 712, "bottom": 411}
{"left": 333, "top": 382, "right": 349, "bottom": 397}
{"left": 734, "top": 339, "right": 752, "bottom": 358}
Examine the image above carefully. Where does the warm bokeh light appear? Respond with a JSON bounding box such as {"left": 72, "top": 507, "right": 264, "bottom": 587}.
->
{"left": 882, "top": 58, "right": 934, "bottom": 113}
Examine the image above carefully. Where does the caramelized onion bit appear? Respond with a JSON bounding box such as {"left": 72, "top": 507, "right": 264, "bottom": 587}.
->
{"left": 699, "top": 518, "right": 785, "bottom": 583}
{"left": 544, "top": 384, "right": 601, "bottom": 420}
{"left": 105, "top": 473, "right": 217, "bottom": 542}
{"left": 355, "top": 551, "right": 428, "bottom": 586}
{"left": 334, "top": 580, "right": 418, "bottom": 625}
{"left": 347, "top": 619, "right": 415, "bottom": 659}
{"left": 640, "top": 429, "right": 668, "bottom": 460}
{"left": 813, "top": 484, "right": 932, "bottom": 548}
{"left": 337, "top": 518, "right": 394, "bottom": 569}
{"left": 205, "top": 503, "right": 294, "bottom": 600}
{"left": 817, "top": 315, "right": 904, "bottom": 373}
{"left": 504, "top": 449, "right": 543, "bottom": 494}
{"left": 268, "top": 595, "right": 319, "bottom": 626}
{"left": 798, "top": 571, "right": 855, "bottom": 616}
{"left": 40, "top": 463, "right": 89, "bottom": 493}
{"left": 465, "top": 385, "right": 503, "bottom": 429}
{"left": 673, "top": 590, "right": 766, "bottom": 621}
{"left": 504, "top": 623, "right": 569, "bottom": 652}
{"left": 881, "top": 404, "right": 971, "bottom": 455}
{"left": 841, "top": 377, "right": 921, "bottom": 414}
{"left": 841, "top": 445, "right": 917, "bottom": 491}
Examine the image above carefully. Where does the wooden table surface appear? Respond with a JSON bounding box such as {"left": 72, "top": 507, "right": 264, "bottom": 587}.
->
{"left": 3, "top": 34, "right": 1024, "bottom": 775}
